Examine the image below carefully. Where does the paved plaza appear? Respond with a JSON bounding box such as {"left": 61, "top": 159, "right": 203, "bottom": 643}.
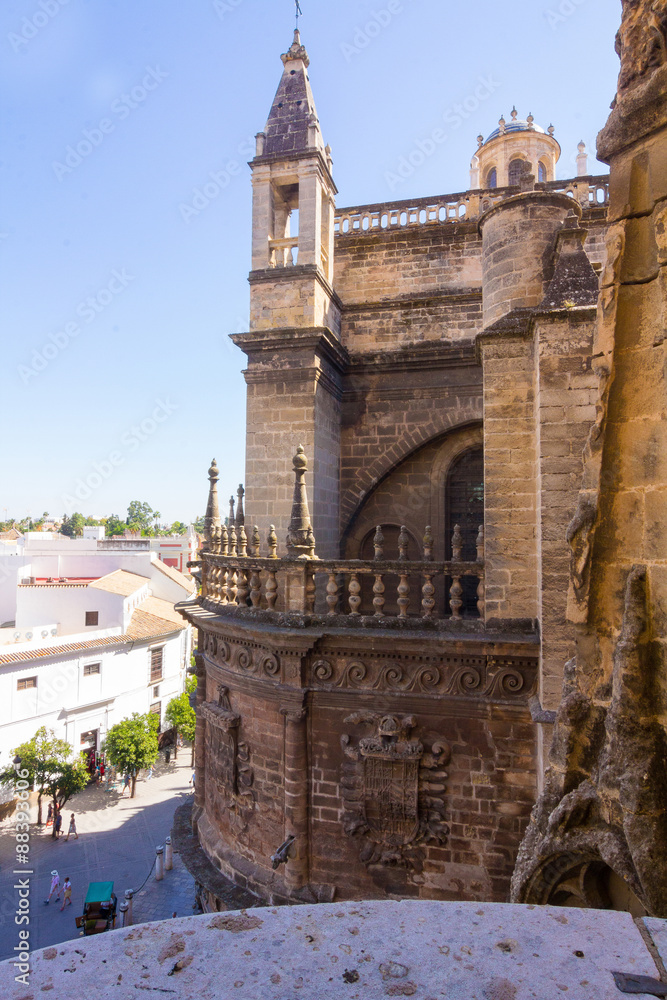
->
{"left": 0, "top": 752, "right": 197, "bottom": 960}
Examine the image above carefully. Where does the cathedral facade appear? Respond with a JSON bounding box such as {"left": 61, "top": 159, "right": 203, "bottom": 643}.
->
{"left": 178, "top": 13, "right": 666, "bottom": 915}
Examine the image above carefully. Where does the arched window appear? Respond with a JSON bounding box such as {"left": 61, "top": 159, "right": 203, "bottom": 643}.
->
{"left": 446, "top": 447, "right": 484, "bottom": 616}
{"left": 538, "top": 161, "right": 547, "bottom": 183}
{"left": 486, "top": 167, "right": 497, "bottom": 189}
{"left": 508, "top": 158, "right": 528, "bottom": 186}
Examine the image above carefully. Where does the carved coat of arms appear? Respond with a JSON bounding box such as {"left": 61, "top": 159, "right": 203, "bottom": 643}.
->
{"left": 340, "top": 712, "right": 450, "bottom": 870}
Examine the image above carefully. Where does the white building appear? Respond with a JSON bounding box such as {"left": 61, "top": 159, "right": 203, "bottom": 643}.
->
{"left": 0, "top": 537, "right": 195, "bottom": 765}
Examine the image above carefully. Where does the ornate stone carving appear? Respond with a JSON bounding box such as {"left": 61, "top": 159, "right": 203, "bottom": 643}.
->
{"left": 306, "top": 655, "right": 534, "bottom": 700}
{"left": 340, "top": 713, "right": 450, "bottom": 870}
{"left": 201, "top": 686, "right": 255, "bottom": 829}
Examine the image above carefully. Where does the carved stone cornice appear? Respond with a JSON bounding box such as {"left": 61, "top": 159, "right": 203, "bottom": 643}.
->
{"left": 346, "top": 341, "right": 479, "bottom": 377}
{"left": 231, "top": 326, "right": 349, "bottom": 374}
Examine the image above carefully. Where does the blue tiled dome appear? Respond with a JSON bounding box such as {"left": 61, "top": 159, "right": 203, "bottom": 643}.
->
{"left": 485, "top": 120, "right": 546, "bottom": 143}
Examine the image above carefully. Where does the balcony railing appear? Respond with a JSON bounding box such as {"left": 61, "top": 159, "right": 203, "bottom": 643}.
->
{"left": 193, "top": 452, "right": 484, "bottom": 628}
{"left": 333, "top": 175, "right": 609, "bottom": 236}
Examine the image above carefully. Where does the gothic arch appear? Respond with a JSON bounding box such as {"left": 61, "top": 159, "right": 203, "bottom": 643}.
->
{"left": 340, "top": 404, "right": 483, "bottom": 536}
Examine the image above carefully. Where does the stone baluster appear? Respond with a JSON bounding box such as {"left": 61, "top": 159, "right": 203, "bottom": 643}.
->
{"left": 235, "top": 484, "right": 245, "bottom": 527}
{"left": 451, "top": 524, "right": 463, "bottom": 561}
{"left": 249, "top": 567, "right": 262, "bottom": 608}
{"left": 449, "top": 576, "right": 463, "bottom": 620}
{"left": 251, "top": 525, "right": 261, "bottom": 558}
{"left": 286, "top": 445, "right": 317, "bottom": 559}
{"left": 238, "top": 525, "right": 248, "bottom": 558}
{"left": 305, "top": 570, "right": 316, "bottom": 613}
{"left": 326, "top": 572, "right": 339, "bottom": 615}
{"left": 268, "top": 525, "right": 278, "bottom": 559}
{"left": 477, "top": 574, "right": 485, "bottom": 620}
{"left": 236, "top": 563, "right": 249, "bottom": 606}
{"left": 228, "top": 525, "right": 237, "bottom": 557}
{"left": 227, "top": 557, "right": 238, "bottom": 604}
{"left": 397, "top": 572, "right": 410, "bottom": 617}
{"left": 421, "top": 570, "right": 435, "bottom": 618}
{"left": 372, "top": 571, "right": 385, "bottom": 617}
{"left": 423, "top": 526, "right": 434, "bottom": 561}
{"left": 348, "top": 573, "right": 361, "bottom": 615}
{"left": 398, "top": 525, "right": 409, "bottom": 561}
{"left": 266, "top": 568, "right": 278, "bottom": 609}
{"left": 476, "top": 524, "right": 485, "bottom": 562}
{"left": 373, "top": 525, "right": 384, "bottom": 560}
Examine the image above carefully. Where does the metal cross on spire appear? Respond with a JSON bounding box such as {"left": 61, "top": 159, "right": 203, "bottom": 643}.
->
{"left": 295, "top": 0, "right": 302, "bottom": 29}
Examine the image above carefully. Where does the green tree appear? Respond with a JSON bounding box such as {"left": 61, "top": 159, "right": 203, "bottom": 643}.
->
{"left": 43, "top": 756, "right": 89, "bottom": 827}
{"left": 126, "top": 501, "right": 155, "bottom": 534}
{"left": 61, "top": 512, "right": 85, "bottom": 537}
{"left": 164, "top": 680, "right": 197, "bottom": 759}
{"left": 103, "top": 714, "right": 159, "bottom": 798}
{"left": 193, "top": 515, "right": 205, "bottom": 534}
{"left": 0, "top": 727, "right": 83, "bottom": 825}
{"left": 103, "top": 514, "right": 126, "bottom": 537}
{"left": 168, "top": 521, "right": 188, "bottom": 536}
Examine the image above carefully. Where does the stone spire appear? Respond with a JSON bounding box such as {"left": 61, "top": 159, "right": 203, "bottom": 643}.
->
{"left": 203, "top": 460, "right": 221, "bottom": 551}
{"left": 261, "top": 30, "right": 324, "bottom": 157}
{"left": 286, "top": 445, "right": 316, "bottom": 559}
{"left": 235, "top": 484, "right": 245, "bottom": 527}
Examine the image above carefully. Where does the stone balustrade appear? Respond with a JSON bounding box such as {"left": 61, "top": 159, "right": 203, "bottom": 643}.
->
{"left": 333, "top": 175, "right": 609, "bottom": 236}
{"left": 196, "top": 450, "right": 484, "bottom": 626}
{"left": 268, "top": 235, "right": 299, "bottom": 266}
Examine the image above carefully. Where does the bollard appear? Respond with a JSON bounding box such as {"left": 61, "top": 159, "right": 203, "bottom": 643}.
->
{"left": 155, "top": 845, "right": 164, "bottom": 881}
{"left": 165, "top": 835, "right": 173, "bottom": 871}
{"left": 120, "top": 901, "right": 129, "bottom": 928}
{"left": 124, "top": 889, "right": 134, "bottom": 925}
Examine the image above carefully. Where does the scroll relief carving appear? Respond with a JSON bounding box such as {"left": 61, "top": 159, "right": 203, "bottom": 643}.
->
{"left": 312, "top": 656, "right": 532, "bottom": 699}
{"left": 200, "top": 685, "right": 254, "bottom": 831}
{"left": 204, "top": 634, "right": 281, "bottom": 681}
{"left": 340, "top": 713, "right": 450, "bottom": 871}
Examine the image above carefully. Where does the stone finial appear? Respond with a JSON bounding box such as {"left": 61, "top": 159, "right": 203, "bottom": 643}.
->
{"left": 267, "top": 525, "right": 278, "bottom": 558}
{"left": 286, "top": 445, "right": 317, "bottom": 559}
{"left": 498, "top": 115, "right": 506, "bottom": 134}
{"left": 255, "top": 132, "right": 266, "bottom": 156}
{"left": 451, "top": 524, "right": 463, "bottom": 561}
{"left": 527, "top": 112, "right": 535, "bottom": 129}
{"left": 203, "top": 459, "right": 221, "bottom": 551}
{"left": 373, "top": 526, "right": 384, "bottom": 560}
{"left": 398, "top": 526, "right": 409, "bottom": 561}
{"left": 477, "top": 133, "right": 484, "bottom": 148}
{"left": 251, "top": 525, "right": 261, "bottom": 558}
{"left": 511, "top": 106, "right": 518, "bottom": 121}
{"left": 238, "top": 525, "right": 248, "bottom": 558}
{"left": 228, "top": 524, "right": 237, "bottom": 557}
{"left": 228, "top": 495, "right": 235, "bottom": 527}
{"left": 281, "top": 28, "right": 310, "bottom": 67}
{"left": 548, "top": 124, "right": 555, "bottom": 136}
{"left": 221, "top": 523, "right": 229, "bottom": 557}
{"left": 236, "top": 485, "right": 245, "bottom": 527}
{"left": 423, "top": 526, "right": 434, "bottom": 562}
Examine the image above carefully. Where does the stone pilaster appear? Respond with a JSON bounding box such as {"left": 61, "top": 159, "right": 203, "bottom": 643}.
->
{"left": 280, "top": 702, "right": 309, "bottom": 892}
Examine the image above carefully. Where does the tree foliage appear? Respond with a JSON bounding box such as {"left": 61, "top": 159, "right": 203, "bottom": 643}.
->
{"left": 103, "top": 714, "right": 159, "bottom": 797}
{"left": 126, "top": 500, "right": 155, "bottom": 534}
{"left": 165, "top": 685, "right": 196, "bottom": 757}
{"left": 60, "top": 512, "right": 85, "bottom": 537}
{"left": 0, "top": 726, "right": 88, "bottom": 823}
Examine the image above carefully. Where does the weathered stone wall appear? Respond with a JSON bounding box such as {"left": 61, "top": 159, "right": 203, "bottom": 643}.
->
{"left": 192, "top": 621, "right": 539, "bottom": 906}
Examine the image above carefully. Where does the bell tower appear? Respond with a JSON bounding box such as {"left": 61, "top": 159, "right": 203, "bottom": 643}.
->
{"left": 232, "top": 31, "right": 346, "bottom": 559}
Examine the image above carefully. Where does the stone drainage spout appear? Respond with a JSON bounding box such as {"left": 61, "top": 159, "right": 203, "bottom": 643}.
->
{"left": 271, "top": 835, "right": 295, "bottom": 870}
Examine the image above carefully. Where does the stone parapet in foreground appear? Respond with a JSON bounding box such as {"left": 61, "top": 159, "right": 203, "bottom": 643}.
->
{"left": 2, "top": 900, "right": 666, "bottom": 999}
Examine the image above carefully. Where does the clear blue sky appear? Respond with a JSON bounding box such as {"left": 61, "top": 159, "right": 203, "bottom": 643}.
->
{"left": 1, "top": 0, "right": 621, "bottom": 524}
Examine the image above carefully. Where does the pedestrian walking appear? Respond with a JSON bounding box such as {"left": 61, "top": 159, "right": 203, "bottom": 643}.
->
{"left": 60, "top": 877, "right": 72, "bottom": 911}
{"left": 45, "top": 803, "right": 53, "bottom": 828}
{"left": 189, "top": 770, "right": 196, "bottom": 793}
{"left": 122, "top": 773, "right": 131, "bottom": 796}
{"left": 54, "top": 811, "right": 63, "bottom": 838}
{"left": 66, "top": 813, "right": 78, "bottom": 840}
{"left": 145, "top": 765, "right": 153, "bottom": 781}
{"left": 45, "top": 870, "right": 61, "bottom": 904}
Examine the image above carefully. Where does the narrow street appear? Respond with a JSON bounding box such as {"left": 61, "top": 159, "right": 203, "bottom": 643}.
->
{"left": 0, "top": 752, "right": 196, "bottom": 959}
